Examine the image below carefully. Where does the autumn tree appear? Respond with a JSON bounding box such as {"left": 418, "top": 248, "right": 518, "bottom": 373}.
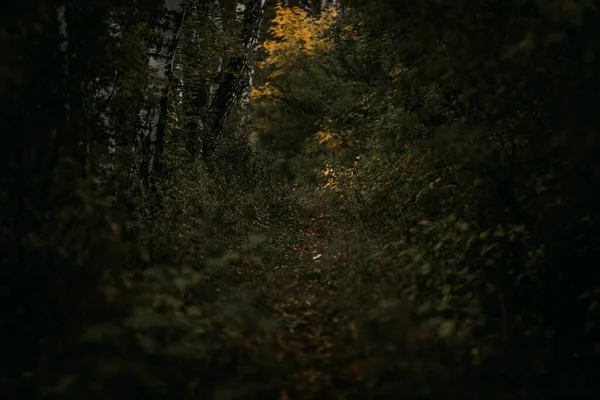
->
{"left": 251, "top": 2, "right": 348, "bottom": 153}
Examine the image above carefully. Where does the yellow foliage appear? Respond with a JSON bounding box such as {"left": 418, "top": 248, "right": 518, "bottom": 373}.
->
{"left": 250, "top": 81, "right": 282, "bottom": 100}
{"left": 390, "top": 64, "right": 409, "bottom": 83}
{"left": 252, "top": 4, "right": 336, "bottom": 101}
{"left": 316, "top": 130, "right": 343, "bottom": 150}
{"left": 318, "top": 162, "right": 354, "bottom": 193}
{"left": 341, "top": 25, "right": 359, "bottom": 40}
{"left": 265, "top": 4, "right": 335, "bottom": 62}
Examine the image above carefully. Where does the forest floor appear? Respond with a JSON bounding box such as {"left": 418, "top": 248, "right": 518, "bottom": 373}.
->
{"left": 202, "top": 193, "right": 576, "bottom": 399}
{"left": 225, "top": 203, "right": 365, "bottom": 399}
{"left": 225, "top": 201, "right": 408, "bottom": 400}
{"left": 260, "top": 215, "right": 346, "bottom": 399}
{"left": 214, "top": 194, "right": 517, "bottom": 400}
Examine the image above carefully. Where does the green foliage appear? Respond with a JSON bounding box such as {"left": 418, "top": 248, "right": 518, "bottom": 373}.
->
{"left": 249, "top": 0, "right": 600, "bottom": 396}
{"left": 251, "top": 3, "right": 368, "bottom": 154}
{"left": 4, "top": 0, "right": 600, "bottom": 398}
{"left": 0, "top": 1, "right": 292, "bottom": 398}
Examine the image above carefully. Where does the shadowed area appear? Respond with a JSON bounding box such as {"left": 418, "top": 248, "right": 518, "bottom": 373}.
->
{"left": 2, "top": 0, "right": 600, "bottom": 399}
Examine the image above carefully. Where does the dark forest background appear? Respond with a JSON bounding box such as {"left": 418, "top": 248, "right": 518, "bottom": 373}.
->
{"left": 2, "top": 0, "right": 600, "bottom": 398}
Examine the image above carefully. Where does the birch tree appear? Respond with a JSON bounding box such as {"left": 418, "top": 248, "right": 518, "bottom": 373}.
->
{"left": 137, "top": 0, "right": 187, "bottom": 195}
{"left": 178, "top": 0, "right": 225, "bottom": 158}
{"left": 176, "top": 0, "right": 267, "bottom": 158}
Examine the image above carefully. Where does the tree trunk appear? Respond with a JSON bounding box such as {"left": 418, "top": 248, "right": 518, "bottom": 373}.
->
{"left": 137, "top": 0, "right": 187, "bottom": 195}
{"left": 182, "top": 0, "right": 223, "bottom": 158}
{"left": 201, "top": 0, "right": 266, "bottom": 158}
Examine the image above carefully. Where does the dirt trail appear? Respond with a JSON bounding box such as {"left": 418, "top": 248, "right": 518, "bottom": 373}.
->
{"left": 265, "top": 218, "right": 350, "bottom": 399}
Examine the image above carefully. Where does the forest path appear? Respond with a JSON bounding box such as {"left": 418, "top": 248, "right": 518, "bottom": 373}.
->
{"left": 256, "top": 213, "right": 355, "bottom": 399}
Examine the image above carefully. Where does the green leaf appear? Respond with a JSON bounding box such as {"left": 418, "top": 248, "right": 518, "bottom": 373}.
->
{"left": 420, "top": 263, "right": 432, "bottom": 275}
{"left": 437, "top": 320, "right": 456, "bottom": 338}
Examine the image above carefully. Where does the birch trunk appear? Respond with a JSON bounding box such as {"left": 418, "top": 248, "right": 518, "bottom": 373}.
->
{"left": 182, "top": 0, "right": 224, "bottom": 158}
{"left": 137, "top": 0, "right": 187, "bottom": 195}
